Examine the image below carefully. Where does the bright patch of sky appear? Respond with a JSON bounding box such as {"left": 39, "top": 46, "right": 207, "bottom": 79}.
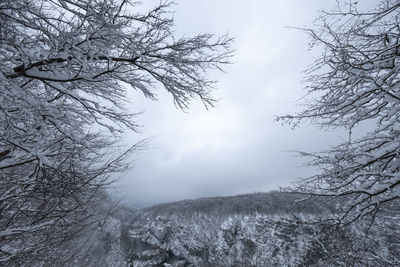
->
{"left": 113, "top": 0, "right": 372, "bottom": 207}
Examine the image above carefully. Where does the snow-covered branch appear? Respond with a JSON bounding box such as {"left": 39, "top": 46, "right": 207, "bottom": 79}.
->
{"left": 0, "top": 0, "right": 232, "bottom": 264}
{"left": 278, "top": 0, "right": 400, "bottom": 226}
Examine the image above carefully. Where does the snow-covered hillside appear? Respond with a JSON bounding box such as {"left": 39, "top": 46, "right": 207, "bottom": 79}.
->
{"left": 122, "top": 192, "right": 399, "bottom": 266}
{"left": 49, "top": 192, "right": 399, "bottom": 266}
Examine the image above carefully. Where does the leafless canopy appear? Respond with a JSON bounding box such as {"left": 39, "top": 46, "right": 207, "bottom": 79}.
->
{"left": 278, "top": 0, "right": 400, "bottom": 227}
{"left": 0, "top": 0, "right": 232, "bottom": 264}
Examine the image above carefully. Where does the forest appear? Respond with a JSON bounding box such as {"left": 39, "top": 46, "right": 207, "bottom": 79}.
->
{"left": 1, "top": 0, "right": 399, "bottom": 266}
{"left": 46, "top": 192, "right": 400, "bottom": 266}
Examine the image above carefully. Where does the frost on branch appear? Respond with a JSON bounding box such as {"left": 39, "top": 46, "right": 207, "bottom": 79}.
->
{"left": 278, "top": 0, "right": 400, "bottom": 226}
{"left": 0, "top": 0, "right": 232, "bottom": 264}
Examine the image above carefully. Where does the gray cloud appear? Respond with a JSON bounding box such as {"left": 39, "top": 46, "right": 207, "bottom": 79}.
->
{"left": 113, "top": 0, "right": 355, "bottom": 207}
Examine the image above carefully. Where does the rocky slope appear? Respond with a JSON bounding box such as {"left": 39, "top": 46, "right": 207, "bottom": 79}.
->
{"left": 53, "top": 192, "right": 399, "bottom": 266}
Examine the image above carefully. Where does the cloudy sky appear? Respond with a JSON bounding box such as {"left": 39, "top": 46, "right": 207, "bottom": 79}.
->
{"left": 113, "top": 0, "right": 353, "bottom": 207}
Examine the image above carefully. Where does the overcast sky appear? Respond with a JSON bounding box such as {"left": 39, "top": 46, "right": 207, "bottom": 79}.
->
{"left": 112, "top": 0, "right": 356, "bottom": 207}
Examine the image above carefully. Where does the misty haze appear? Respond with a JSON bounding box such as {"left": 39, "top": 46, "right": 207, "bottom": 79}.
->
{"left": 0, "top": 0, "right": 399, "bottom": 266}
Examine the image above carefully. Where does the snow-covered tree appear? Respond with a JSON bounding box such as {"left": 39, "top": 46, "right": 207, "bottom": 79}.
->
{"left": 0, "top": 0, "right": 232, "bottom": 263}
{"left": 278, "top": 0, "right": 400, "bottom": 226}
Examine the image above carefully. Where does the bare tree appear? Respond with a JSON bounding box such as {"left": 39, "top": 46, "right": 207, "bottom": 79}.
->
{"left": 278, "top": 0, "right": 400, "bottom": 226}
{"left": 0, "top": 0, "right": 232, "bottom": 264}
